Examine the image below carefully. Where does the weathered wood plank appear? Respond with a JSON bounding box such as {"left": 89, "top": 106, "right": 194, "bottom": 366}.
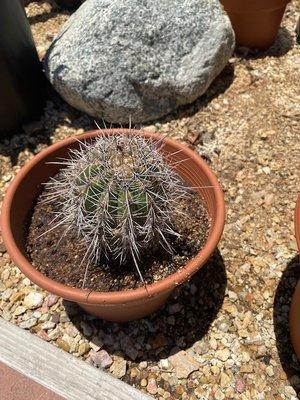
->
{"left": 0, "top": 318, "right": 152, "bottom": 400}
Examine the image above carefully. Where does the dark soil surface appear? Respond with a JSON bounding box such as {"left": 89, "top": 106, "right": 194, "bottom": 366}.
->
{"left": 26, "top": 188, "right": 210, "bottom": 292}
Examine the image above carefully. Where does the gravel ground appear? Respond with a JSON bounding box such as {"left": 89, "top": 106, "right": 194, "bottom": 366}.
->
{"left": 0, "top": 1, "right": 300, "bottom": 399}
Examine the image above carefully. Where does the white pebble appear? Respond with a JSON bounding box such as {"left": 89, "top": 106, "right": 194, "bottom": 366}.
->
{"left": 24, "top": 292, "right": 44, "bottom": 309}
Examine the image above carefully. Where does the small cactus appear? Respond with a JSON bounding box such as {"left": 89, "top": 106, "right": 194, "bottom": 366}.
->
{"left": 43, "top": 133, "right": 188, "bottom": 278}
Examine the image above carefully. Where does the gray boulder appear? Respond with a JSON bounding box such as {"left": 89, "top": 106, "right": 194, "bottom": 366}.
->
{"left": 45, "top": 0, "right": 235, "bottom": 123}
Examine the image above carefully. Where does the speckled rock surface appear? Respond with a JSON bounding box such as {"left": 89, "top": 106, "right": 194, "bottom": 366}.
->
{"left": 44, "top": 0, "right": 234, "bottom": 123}
{"left": 0, "top": 1, "right": 300, "bottom": 399}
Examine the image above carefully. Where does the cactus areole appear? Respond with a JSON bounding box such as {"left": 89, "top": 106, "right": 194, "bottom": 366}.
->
{"left": 0, "top": 129, "right": 225, "bottom": 321}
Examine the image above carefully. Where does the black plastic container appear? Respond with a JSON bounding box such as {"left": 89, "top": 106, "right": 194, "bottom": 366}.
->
{"left": 0, "top": 0, "right": 46, "bottom": 136}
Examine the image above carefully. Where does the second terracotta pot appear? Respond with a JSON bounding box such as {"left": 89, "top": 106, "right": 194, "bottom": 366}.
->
{"left": 289, "top": 196, "right": 300, "bottom": 358}
{"left": 1, "top": 129, "right": 225, "bottom": 322}
{"left": 220, "top": 0, "right": 290, "bottom": 49}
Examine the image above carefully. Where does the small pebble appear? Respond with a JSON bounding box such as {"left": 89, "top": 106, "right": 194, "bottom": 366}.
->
{"left": 10, "top": 292, "right": 24, "bottom": 303}
{"left": 90, "top": 350, "right": 113, "bottom": 368}
{"left": 48, "top": 328, "right": 61, "bottom": 340}
{"left": 77, "top": 342, "right": 90, "bottom": 356}
{"left": 22, "top": 278, "right": 31, "bottom": 286}
{"left": 59, "top": 312, "right": 70, "bottom": 323}
{"left": 159, "top": 359, "right": 170, "bottom": 370}
{"left": 139, "top": 361, "right": 148, "bottom": 369}
{"left": 14, "top": 306, "right": 27, "bottom": 316}
{"left": 56, "top": 338, "right": 70, "bottom": 352}
{"left": 209, "top": 338, "right": 218, "bottom": 350}
{"left": 51, "top": 313, "right": 60, "bottom": 324}
{"left": 140, "top": 378, "right": 148, "bottom": 387}
{"left": 130, "top": 367, "right": 140, "bottom": 379}
{"left": 216, "top": 348, "right": 230, "bottom": 362}
{"left": 65, "top": 325, "right": 80, "bottom": 338}
{"left": 110, "top": 358, "right": 127, "bottom": 378}
{"left": 2, "top": 288, "right": 13, "bottom": 301}
{"left": 147, "top": 378, "right": 158, "bottom": 395}
{"left": 24, "top": 292, "right": 44, "bottom": 309}
{"left": 44, "top": 294, "right": 59, "bottom": 308}
{"left": 19, "top": 317, "right": 38, "bottom": 329}
{"left": 41, "top": 321, "right": 56, "bottom": 330}
{"left": 235, "top": 377, "right": 245, "bottom": 393}
{"left": 39, "top": 314, "right": 49, "bottom": 323}
{"left": 36, "top": 329, "right": 50, "bottom": 341}
{"left": 220, "top": 372, "right": 231, "bottom": 387}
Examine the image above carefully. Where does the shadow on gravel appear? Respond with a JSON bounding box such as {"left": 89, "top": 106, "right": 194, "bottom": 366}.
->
{"left": 0, "top": 84, "right": 95, "bottom": 166}
{"left": 27, "top": 8, "right": 70, "bottom": 25}
{"left": 13, "top": 61, "right": 234, "bottom": 158}
{"left": 0, "top": 114, "right": 52, "bottom": 167}
{"left": 65, "top": 249, "right": 227, "bottom": 363}
{"left": 44, "top": 62, "right": 235, "bottom": 136}
{"left": 0, "top": 30, "right": 235, "bottom": 166}
{"left": 274, "top": 255, "right": 300, "bottom": 395}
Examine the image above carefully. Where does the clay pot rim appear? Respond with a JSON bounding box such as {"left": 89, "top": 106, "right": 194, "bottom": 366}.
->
{"left": 1, "top": 129, "right": 225, "bottom": 305}
{"left": 295, "top": 195, "right": 300, "bottom": 251}
{"left": 222, "top": 0, "right": 290, "bottom": 13}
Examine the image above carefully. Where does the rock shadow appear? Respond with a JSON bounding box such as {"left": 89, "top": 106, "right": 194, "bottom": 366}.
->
{"left": 65, "top": 249, "right": 227, "bottom": 363}
{"left": 274, "top": 255, "right": 300, "bottom": 396}
{"left": 42, "top": 63, "right": 235, "bottom": 133}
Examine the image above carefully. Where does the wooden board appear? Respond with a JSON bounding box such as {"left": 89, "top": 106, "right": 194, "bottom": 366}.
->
{"left": 0, "top": 318, "right": 152, "bottom": 400}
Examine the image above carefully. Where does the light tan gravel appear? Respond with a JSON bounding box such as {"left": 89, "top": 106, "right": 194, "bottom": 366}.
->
{"left": 0, "top": 1, "right": 300, "bottom": 399}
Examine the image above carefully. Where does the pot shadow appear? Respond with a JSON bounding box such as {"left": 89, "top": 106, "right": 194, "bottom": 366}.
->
{"left": 0, "top": 82, "right": 52, "bottom": 166}
{"left": 236, "top": 27, "right": 294, "bottom": 60}
{"left": 0, "top": 127, "right": 51, "bottom": 167}
{"left": 64, "top": 249, "right": 227, "bottom": 363}
{"left": 0, "top": 83, "right": 95, "bottom": 167}
{"left": 274, "top": 255, "right": 300, "bottom": 395}
{"left": 27, "top": 12, "right": 64, "bottom": 26}
{"left": 26, "top": 5, "right": 72, "bottom": 25}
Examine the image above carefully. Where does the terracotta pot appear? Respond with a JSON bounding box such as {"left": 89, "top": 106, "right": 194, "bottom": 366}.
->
{"left": 0, "top": 129, "right": 225, "bottom": 322}
{"left": 290, "top": 196, "right": 300, "bottom": 358}
{"left": 220, "top": 0, "right": 290, "bottom": 49}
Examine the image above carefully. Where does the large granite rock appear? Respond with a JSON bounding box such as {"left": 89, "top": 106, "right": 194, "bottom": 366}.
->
{"left": 45, "top": 0, "right": 235, "bottom": 123}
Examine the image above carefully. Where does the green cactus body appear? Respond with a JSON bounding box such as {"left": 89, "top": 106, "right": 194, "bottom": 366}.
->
{"left": 44, "top": 134, "right": 188, "bottom": 271}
